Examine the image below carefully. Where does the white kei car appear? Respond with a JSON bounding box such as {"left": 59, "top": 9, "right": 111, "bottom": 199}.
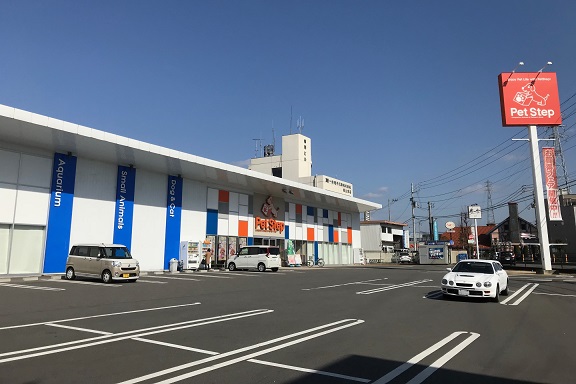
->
{"left": 441, "top": 259, "right": 509, "bottom": 302}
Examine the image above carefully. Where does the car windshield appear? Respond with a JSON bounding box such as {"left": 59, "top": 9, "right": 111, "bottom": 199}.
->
{"left": 101, "top": 246, "right": 132, "bottom": 259}
{"left": 452, "top": 261, "right": 494, "bottom": 274}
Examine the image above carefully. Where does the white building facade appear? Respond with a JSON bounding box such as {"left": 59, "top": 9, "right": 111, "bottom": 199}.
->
{"left": 0, "top": 105, "right": 380, "bottom": 276}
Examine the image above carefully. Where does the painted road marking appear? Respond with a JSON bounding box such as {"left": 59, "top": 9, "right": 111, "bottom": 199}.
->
{"left": 534, "top": 292, "right": 576, "bottom": 298}
{"left": 247, "top": 359, "right": 370, "bottom": 383}
{"left": 302, "top": 278, "right": 386, "bottom": 291}
{"left": 143, "top": 275, "right": 201, "bottom": 281}
{"left": 372, "top": 331, "right": 480, "bottom": 384}
{"left": 46, "top": 279, "right": 122, "bottom": 287}
{"left": 357, "top": 280, "right": 432, "bottom": 295}
{"left": 0, "top": 282, "right": 64, "bottom": 291}
{"left": 118, "top": 318, "right": 364, "bottom": 384}
{"left": 501, "top": 283, "right": 539, "bottom": 305}
{"left": 0, "top": 309, "right": 272, "bottom": 363}
{"left": 0, "top": 302, "right": 201, "bottom": 331}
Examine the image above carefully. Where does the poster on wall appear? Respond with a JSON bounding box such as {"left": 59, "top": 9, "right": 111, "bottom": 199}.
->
{"left": 218, "top": 236, "right": 227, "bottom": 261}
{"left": 229, "top": 237, "right": 237, "bottom": 257}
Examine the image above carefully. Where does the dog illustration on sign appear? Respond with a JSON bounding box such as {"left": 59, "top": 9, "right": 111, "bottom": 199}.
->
{"left": 513, "top": 82, "right": 549, "bottom": 107}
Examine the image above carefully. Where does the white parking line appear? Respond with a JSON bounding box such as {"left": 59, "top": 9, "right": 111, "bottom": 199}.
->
{"left": 47, "top": 279, "right": 122, "bottom": 287}
{"left": 500, "top": 283, "right": 539, "bottom": 305}
{"left": 0, "top": 282, "right": 64, "bottom": 291}
{"left": 0, "top": 302, "right": 201, "bottom": 331}
{"left": 0, "top": 309, "right": 273, "bottom": 363}
{"left": 372, "top": 331, "right": 479, "bottom": 384}
{"left": 357, "top": 280, "right": 432, "bottom": 295}
{"left": 534, "top": 292, "right": 576, "bottom": 298}
{"left": 143, "top": 275, "right": 201, "bottom": 281}
{"left": 302, "top": 279, "right": 386, "bottom": 291}
{"left": 118, "top": 318, "right": 364, "bottom": 384}
{"left": 248, "top": 359, "right": 370, "bottom": 383}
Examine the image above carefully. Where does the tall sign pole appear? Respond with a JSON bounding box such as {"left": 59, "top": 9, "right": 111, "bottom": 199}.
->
{"left": 468, "top": 204, "right": 481, "bottom": 259}
{"left": 528, "top": 126, "right": 553, "bottom": 270}
{"left": 498, "top": 63, "right": 562, "bottom": 273}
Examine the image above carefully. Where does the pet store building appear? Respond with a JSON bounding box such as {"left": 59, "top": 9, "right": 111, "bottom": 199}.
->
{"left": 0, "top": 104, "right": 380, "bottom": 276}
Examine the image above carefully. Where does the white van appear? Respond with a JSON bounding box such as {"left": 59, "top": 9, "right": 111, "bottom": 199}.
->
{"left": 226, "top": 246, "right": 281, "bottom": 272}
{"left": 65, "top": 243, "right": 140, "bottom": 283}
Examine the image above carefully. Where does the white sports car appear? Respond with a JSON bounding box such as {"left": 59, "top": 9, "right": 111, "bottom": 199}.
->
{"left": 441, "top": 259, "right": 509, "bottom": 302}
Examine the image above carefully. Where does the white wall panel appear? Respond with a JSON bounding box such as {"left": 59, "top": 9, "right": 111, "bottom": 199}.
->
{"left": 207, "top": 188, "right": 218, "bottom": 210}
{"left": 69, "top": 159, "right": 116, "bottom": 245}
{"left": 0, "top": 183, "right": 16, "bottom": 223}
{"left": 248, "top": 216, "right": 254, "bottom": 238}
{"left": 14, "top": 186, "right": 49, "bottom": 225}
{"left": 19, "top": 154, "right": 52, "bottom": 188}
{"left": 218, "top": 215, "right": 229, "bottom": 236}
{"left": 228, "top": 214, "right": 239, "bottom": 236}
{"left": 0, "top": 149, "right": 19, "bottom": 184}
{"left": 181, "top": 179, "right": 207, "bottom": 242}
{"left": 131, "top": 170, "right": 166, "bottom": 271}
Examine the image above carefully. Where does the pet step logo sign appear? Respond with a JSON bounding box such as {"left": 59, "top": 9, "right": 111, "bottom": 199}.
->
{"left": 498, "top": 72, "right": 562, "bottom": 126}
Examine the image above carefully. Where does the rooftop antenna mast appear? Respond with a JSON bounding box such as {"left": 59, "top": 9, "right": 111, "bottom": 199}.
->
{"left": 289, "top": 105, "right": 293, "bottom": 134}
{"left": 252, "top": 138, "right": 262, "bottom": 158}
{"left": 297, "top": 116, "right": 304, "bottom": 134}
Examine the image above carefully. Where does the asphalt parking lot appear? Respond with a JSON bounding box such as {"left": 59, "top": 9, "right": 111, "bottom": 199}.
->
{"left": 1, "top": 265, "right": 575, "bottom": 384}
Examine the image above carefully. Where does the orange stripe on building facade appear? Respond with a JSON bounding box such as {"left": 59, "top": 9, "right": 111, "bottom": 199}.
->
{"left": 334, "top": 229, "right": 339, "bottom": 243}
{"left": 307, "top": 227, "right": 315, "bottom": 241}
{"left": 238, "top": 220, "right": 248, "bottom": 237}
{"left": 347, "top": 227, "right": 352, "bottom": 244}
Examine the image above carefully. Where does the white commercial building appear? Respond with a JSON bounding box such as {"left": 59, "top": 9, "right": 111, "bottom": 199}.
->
{"left": 0, "top": 104, "right": 380, "bottom": 276}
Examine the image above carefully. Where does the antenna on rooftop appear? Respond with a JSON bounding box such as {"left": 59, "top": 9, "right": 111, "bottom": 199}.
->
{"left": 297, "top": 116, "right": 304, "bottom": 134}
{"left": 252, "top": 138, "right": 262, "bottom": 158}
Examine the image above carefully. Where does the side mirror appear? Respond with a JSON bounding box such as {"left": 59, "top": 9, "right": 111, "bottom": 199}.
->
{"left": 446, "top": 267, "right": 452, "bottom": 272}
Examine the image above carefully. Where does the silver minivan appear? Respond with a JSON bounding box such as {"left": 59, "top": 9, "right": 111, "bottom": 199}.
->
{"left": 226, "top": 246, "right": 281, "bottom": 272}
{"left": 65, "top": 243, "right": 140, "bottom": 283}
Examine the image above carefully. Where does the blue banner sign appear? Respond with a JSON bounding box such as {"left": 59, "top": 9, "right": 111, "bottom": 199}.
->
{"left": 164, "top": 175, "right": 182, "bottom": 269}
{"left": 44, "top": 153, "right": 77, "bottom": 273}
{"left": 113, "top": 166, "right": 136, "bottom": 249}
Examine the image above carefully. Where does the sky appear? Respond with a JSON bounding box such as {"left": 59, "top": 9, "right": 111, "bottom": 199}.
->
{"left": 1, "top": 0, "right": 576, "bottom": 234}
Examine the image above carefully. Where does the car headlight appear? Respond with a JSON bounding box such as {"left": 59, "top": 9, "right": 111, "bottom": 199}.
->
{"left": 442, "top": 279, "right": 447, "bottom": 284}
{"left": 112, "top": 261, "right": 122, "bottom": 267}
{"left": 484, "top": 281, "right": 492, "bottom": 287}
{"left": 448, "top": 281, "right": 454, "bottom": 286}
{"left": 476, "top": 282, "right": 482, "bottom": 287}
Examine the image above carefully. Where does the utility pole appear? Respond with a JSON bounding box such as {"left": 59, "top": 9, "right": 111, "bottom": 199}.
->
{"left": 388, "top": 198, "right": 398, "bottom": 221}
{"left": 428, "top": 202, "right": 434, "bottom": 240}
{"left": 410, "top": 183, "right": 416, "bottom": 250}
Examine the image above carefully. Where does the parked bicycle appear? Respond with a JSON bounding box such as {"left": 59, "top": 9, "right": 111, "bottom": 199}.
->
{"left": 307, "top": 255, "right": 325, "bottom": 267}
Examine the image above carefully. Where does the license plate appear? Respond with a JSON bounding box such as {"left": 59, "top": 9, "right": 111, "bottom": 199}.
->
{"left": 458, "top": 289, "right": 469, "bottom": 296}
{"left": 122, "top": 274, "right": 130, "bottom": 278}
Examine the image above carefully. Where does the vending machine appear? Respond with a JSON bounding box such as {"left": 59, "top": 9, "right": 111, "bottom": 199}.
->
{"left": 179, "top": 241, "right": 202, "bottom": 271}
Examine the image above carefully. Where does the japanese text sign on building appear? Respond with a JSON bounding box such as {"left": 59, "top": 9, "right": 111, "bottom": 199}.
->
{"left": 498, "top": 72, "right": 562, "bottom": 126}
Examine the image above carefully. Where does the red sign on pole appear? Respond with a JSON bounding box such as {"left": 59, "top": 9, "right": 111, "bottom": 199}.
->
{"left": 498, "top": 72, "right": 562, "bottom": 126}
{"left": 542, "top": 147, "right": 563, "bottom": 221}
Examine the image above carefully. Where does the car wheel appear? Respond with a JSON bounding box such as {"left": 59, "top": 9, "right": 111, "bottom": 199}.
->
{"left": 502, "top": 279, "right": 509, "bottom": 295}
{"left": 228, "top": 262, "right": 236, "bottom": 271}
{"left": 102, "top": 270, "right": 113, "bottom": 284}
{"left": 271, "top": 268, "right": 278, "bottom": 272}
{"left": 65, "top": 267, "right": 76, "bottom": 280}
{"left": 257, "top": 263, "right": 266, "bottom": 272}
{"left": 493, "top": 285, "right": 500, "bottom": 302}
